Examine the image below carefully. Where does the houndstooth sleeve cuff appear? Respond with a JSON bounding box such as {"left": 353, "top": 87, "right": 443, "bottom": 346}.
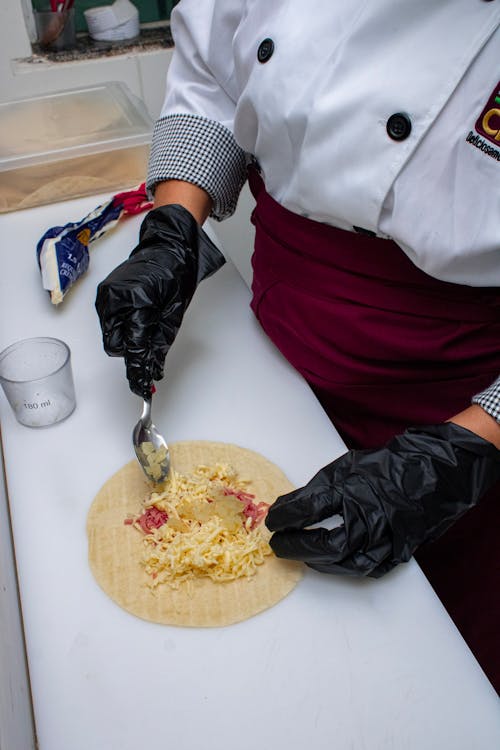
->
{"left": 472, "top": 375, "right": 500, "bottom": 423}
{"left": 146, "top": 113, "right": 248, "bottom": 221}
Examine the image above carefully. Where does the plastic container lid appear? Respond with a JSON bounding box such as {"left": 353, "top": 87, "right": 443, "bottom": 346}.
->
{"left": 0, "top": 82, "right": 153, "bottom": 171}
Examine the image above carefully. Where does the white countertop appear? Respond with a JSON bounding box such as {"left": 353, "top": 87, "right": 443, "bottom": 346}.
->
{"left": 1, "top": 195, "right": 499, "bottom": 750}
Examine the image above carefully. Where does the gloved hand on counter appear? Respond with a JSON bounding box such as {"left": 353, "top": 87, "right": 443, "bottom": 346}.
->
{"left": 95, "top": 204, "right": 225, "bottom": 399}
{"left": 266, "top": 423, "right": 500, "bottom": 578}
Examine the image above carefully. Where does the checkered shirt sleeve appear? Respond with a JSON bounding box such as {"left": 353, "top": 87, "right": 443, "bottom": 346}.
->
{"left": 146, "top": 113, "right": 248, "bottom": 221}
{"left": 472, "top": 375, "right": 500, "bottom": 423}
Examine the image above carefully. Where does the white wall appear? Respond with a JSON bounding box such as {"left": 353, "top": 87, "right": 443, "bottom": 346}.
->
{"left": 0, "top": 2, "right": 172, "bottom": 122}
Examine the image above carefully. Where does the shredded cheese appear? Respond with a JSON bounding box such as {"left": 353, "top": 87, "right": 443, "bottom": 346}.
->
{"left": 126, "top": 463, "right": 271, "bottom": 588}
{"left": 139, "top": 441, "right": 169, "bottom": 481}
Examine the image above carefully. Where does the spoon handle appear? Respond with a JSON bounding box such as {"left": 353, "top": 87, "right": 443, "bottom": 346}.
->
{"left": 140, "top": 398, "right": 152, "bottom": 427}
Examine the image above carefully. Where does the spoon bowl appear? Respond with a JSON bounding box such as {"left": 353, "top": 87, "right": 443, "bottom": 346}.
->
{"left": 132, "top": 399, "right": 170, "bottom": 483}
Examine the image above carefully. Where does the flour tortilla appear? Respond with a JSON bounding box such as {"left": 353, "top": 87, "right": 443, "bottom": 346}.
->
{"left": 87, "top": 441, "right": 303, "bottom": 627}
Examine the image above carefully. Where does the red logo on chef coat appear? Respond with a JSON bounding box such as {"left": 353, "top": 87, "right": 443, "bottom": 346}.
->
{"left": 475, "top": 81, "right": 500, "bottom": 144}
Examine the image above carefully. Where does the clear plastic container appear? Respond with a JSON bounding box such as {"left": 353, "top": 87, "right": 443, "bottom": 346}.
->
{"left": 0, "top": 337, "right": 76, "bottom": 427}
{"left": 34, "top": 8, "right": 77, "bottom": 52}
{"left": 0, "top": 82, "right": 153, "bottom": 212}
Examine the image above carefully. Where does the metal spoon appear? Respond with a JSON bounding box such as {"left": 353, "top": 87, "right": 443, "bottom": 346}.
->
{"left": 132, "top": 399, "right": 170, "bottom": 483}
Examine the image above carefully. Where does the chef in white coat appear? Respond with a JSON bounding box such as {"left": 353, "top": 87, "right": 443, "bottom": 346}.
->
{"left": 96, "top": 0, "right": 500, "bottom": 691}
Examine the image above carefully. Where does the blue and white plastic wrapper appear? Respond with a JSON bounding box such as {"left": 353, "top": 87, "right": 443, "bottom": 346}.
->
{"left": 36, "top": 184, "right": 152, "bottom": 305}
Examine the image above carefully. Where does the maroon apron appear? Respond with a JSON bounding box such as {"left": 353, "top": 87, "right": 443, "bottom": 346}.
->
{"left": 248, "top": 170, "right": 500, "bottom": 691}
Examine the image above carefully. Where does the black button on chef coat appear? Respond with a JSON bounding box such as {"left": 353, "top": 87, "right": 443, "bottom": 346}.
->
{"left": 386, "top": 112, "right": 412, "bottom": 141}
{"left": 257, "top": 38, "right": 275, "bottom": 63}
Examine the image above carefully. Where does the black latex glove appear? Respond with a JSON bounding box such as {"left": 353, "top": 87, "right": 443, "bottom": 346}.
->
{"left": 266, "top": 423, "right": 500, "bottom": 578}
{"left": 95, "top": 204, "right": 225, "bottom": 398}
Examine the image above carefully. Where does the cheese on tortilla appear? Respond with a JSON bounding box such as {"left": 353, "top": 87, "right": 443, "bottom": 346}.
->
{"left": 127, "top": 462, "right": 272, "bottom": 588}
{"left": 87, "top": 441, "right": 303, "bottom": 627}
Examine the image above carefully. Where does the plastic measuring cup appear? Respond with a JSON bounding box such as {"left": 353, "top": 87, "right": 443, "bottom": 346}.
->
{"left": 0, "top": 337, "right": 76, "bottom": 427}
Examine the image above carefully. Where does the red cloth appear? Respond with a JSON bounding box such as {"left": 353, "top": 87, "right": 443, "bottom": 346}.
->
{"left": 111, "top": 183, "right": 153, "bottom": 215}
{"left": 248, "top": 170, "right": 500, "bottom": 691}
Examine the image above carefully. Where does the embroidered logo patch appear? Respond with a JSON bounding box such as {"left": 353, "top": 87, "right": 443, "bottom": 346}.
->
{"left": 465, "top": 80, "right": 500, "bottom": 163}
{"left": 475, "top": 81, "right": 500, "bottom": 144}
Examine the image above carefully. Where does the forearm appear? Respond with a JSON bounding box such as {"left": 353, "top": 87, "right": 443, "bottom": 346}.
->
{"left": 153, "top": 179, "right": 213, "bottom": 225}
{"left": 449, "top": 405, "right": 500, "bottom": 450}
{"left": 147, "top": 114, "right": 247, "bottom": 222}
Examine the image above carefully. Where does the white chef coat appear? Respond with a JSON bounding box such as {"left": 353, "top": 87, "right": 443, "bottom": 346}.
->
{"left": 151, "top": 0, "right": 500, "bottom": 286}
